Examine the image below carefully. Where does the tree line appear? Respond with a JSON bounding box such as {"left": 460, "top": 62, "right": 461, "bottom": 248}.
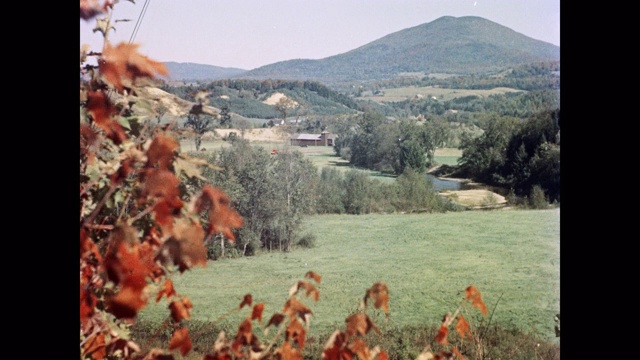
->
{"left": 187, "top": 138, "right": 459, "bottom": 257}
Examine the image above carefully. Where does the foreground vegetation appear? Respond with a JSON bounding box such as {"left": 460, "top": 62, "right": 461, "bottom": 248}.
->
{"left": 135, "top": 210, "right": 560, "bottom": 356}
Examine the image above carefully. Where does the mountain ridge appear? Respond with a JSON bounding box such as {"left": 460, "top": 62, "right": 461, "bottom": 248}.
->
{"left": 163, "top": 16, "right": 559, "bottom": 84}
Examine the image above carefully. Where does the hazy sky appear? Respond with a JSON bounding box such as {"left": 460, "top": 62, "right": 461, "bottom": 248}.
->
{"left": 80, "top": 0, "right": 560, "bottom": 70}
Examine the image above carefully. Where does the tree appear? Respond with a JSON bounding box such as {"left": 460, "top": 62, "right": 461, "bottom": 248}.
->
{"left": 219, "top": 104, "right": 232, "bottom": 128}
{"left": 184, "top": 91, "right": 215, "bottom": 151}
{"left": 274, "top": 96, "right": 297, "bottom": 122}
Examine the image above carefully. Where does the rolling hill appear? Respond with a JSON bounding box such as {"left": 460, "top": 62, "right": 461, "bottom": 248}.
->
{"left": 163, "top": 16, "right": 559, "bottom": 85}
{"left": 234, "top": 16, "right": 559, "bottom": 84}
{"left": 161, "top": 62, "right": 247, "bottom": 82}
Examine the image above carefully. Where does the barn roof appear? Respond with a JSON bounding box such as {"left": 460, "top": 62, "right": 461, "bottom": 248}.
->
{"left": 293, "top": 134, "right": 321, "bottom": 140}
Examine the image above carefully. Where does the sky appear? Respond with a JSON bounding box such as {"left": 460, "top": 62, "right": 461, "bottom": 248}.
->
{"left": 80, "top": 0, "right": 560, "bottom": 70}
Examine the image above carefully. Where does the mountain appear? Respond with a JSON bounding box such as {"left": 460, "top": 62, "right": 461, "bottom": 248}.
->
{"left": 161, "top": 62, "right": 247, "bottom": 82}
{"left": 234, "top": 16, "right": 559, "bottom": 84}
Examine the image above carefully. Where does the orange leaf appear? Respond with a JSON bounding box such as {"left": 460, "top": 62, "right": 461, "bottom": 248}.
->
{"left": 80, "top": 228, "right": 102, "bottom": 263}
{"left": 195, "top": 186, "right": 243, "bottom": 240}
{"left": 345, "top": 313, "right": 379, "bottom": 339}
{"left": 107, "top": 285, "right": 148, "bottom": 319}
{"left": 286, "top": 319, "right": 307, "bottom": 349}
{"left": 82, "top": 332, "right": 106, "bottom": 360}
{"left": 85, "top": 91, "right": 127, "bottom": 145}
{"left": 146, "top": 134, "right": 179, "bottom": 170}
{"left": 348, "top": 338, "right": 370, "bottom": 360}
{"left": 435, "top": 325, "right": 449, "bottom": 345}
{"left": 100, "top": 42, "right": 168, "bottom": 92}
{"left": 80, "top": 123, "right": 100, "bottom": 165}
{"left": 251, "top": 303, "right": 265, "bottom": 323}
{"left": 139, "top": 169, "right": 182, "bottom": 208}
{"left": 304, "top": 271, "right": 322, "bottom": 284}
{"left": 169, "top": 297, "right": 193, "bottom": 323}
{"left": 169, "top": 327, "right": 192, "bottom": 356}
{"left": 239, "top": 294, "right": 252, "bottom": 309}
{"left": 171, "top": 219, "right": 207, "bottom": 272}
{"left": 465, "top": 286, "right": 488, "bottom": 316}
{"left": 234, "top": 318, "right": 254, "bottom": 346}
{"left": 156, "top": 279, "right": 177, "bottom": 303}
{"left": 455, "top": 315, "right": 471, "bottom": 340}
{"left": 277, "top": 340, "right": 302, "bottom": 360}
{"left": 378, "top": 350, "right": 389, "bottom": 360}
{"left": 364, "top": 282, "right": 390, "bottom": 314}
{"left": 266, "top": 313, "right": 285, "bottom": 328}
{"left": 80, "top": 284, "right": 97, "bottom": 323}
{"left": 282, "top": 298, "right": 312, "bottom": 322}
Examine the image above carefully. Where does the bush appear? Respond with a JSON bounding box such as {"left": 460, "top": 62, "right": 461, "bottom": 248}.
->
{"left": 529, "top": 185, "right": 549, "bottom": 209}
{"left": 296, "top": 232, "right": 317, "bottom": 248}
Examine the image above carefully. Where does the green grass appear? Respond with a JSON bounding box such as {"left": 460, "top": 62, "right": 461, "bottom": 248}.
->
{"left": 357, "top": 86, "right": 524, "bottom": 103}
{"left": 139, "top": 209, "right": 560, "bottom": 344}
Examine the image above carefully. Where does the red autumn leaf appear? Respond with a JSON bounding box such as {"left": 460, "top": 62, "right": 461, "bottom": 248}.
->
{"left": 80, "top": 122, "right": 100, "bottom": 165}
{"left": 348, "top": 338, "right": 370, "bottom": 360}
{"left": 364, "top": 282, "right": 390, "bottom": 314}
{"left": 282, "top": 298, "right": 312, "bottom": 322}
{"left": 82, "top": 332, "right": 106, "bottom": 360}
{"left": 455, "top": 315, "right": 471, "bottom": 340}
{"left": 110, "top": 157, "right": 137, "bottom": 185}
{"left": 107, "top": 285, "right": 148, "bottom": 319}
{"left": 169, "top": 327, "right": 192, "bottom": 356}
{"left": 80, "top": 228, "right": 102, "bottom": 263}
{"left": 266, "top": 313, "right": 285, "bottom": 328}
{"left": 170, "top": 219, "right": 208, "bottom": 272}
{"left": 139, "top": 169, "right": 182, "bottom": 208}
{"left": 169, "top": 297, "right": 193, "bottom": 323}
{"left": 465, "top": 286, "right": 488, "bottom": 316}
{"left": 103, "top": 225, "right": 149, "bottom": 287}
{"left": 277, "top": 340, "right": 303, "bottom": 360}
{"left": 251, "top": 303, "right": 265, "bottom": 323}
{"left": 345, "top": 313, "right": 379, "bottom": 340}
{"left": 86, "top": 91, "right": 127, "bottom": 145}
{"left": 80, "top": 284, "right": 97, "bottom": 322}
{"left": 156, "top": 279, "right": 177, "bottom": 303}
{"left": 435, "top": 325, "right": 449, "bottom": 345}
{"left": 239, "top": 294, "right": 252, "bottom": 309}
{"left": 305, "top": 271, "right": 322, "bottom": 284}
{"left": 195, "top": 185, "right": 243, "bottom": 240}
{"left": 146, "top": 134, "right": 179, "bottom": 170}
{"left": 322, "top": 331, "right": 350, "bottom": 360}
{"left": 286, "top": 319, "right": 307, "bottom": 349}
{"left": 100, "top": 42, "right": 168, "bottom": 92}
{"left": 234, "top": 318, "right": 254, "bottom": 347}
{"left": 378, "top": 350, "right": 389, "bottom": 360}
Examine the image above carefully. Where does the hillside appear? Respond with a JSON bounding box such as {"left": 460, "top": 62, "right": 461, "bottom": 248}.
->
{"left": 161, "top": 62, "right": 247, "bottom": 82}
{"left": 234, "top": 16, "right": 559, "bottom": 84}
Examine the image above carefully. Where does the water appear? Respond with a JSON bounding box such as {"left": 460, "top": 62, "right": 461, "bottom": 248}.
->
{"left": 425, "top": 174, "right": 462, "bottom": 191}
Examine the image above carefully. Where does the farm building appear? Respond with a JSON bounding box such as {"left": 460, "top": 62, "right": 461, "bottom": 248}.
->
{"left": 290, "top": 131, "right": 336, "bottom": 146}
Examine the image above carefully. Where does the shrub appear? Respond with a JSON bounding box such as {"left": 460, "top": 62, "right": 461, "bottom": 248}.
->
{"left": 529, "top": 185, "right": 549, "bottom": 209}
{"left": 296, "top": 232, "right": 317, "bottom": 248}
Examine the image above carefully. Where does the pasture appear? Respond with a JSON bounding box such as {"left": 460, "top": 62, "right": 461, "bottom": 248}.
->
{"left": 139, "top": 209, "right": 560, "bottom": 343}
{"left": 357, "top": 86, "right": 524, "bottom": 103}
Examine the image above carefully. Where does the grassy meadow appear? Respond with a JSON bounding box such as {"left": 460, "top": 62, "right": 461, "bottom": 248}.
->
{"left": 139, "top": 209, "right": 560, "bottom": 344}
{"left": 357, "top": 86, "right": 524, "bottom": 103}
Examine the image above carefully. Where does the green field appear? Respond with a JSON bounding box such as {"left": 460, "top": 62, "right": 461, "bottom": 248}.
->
{"left": 357, "top": 86, "right": 524, "bottom": 103}
{"left": 140, "top": 209, "right": 560, "bottom": 343}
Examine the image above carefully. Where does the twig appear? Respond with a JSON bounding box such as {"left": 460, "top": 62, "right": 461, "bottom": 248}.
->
{"left": 84, "top": 224, "right": 115, "bottom": 231}
{"left": 83, "top": 184, "right": 117, "bottom": 229}
{"left": 128, "top": 200, "right": 157, "bottom": 225}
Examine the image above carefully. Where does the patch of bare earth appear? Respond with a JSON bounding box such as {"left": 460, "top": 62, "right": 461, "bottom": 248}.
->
{"left": 440, "top": 189, "right": 508, "bottom": 210}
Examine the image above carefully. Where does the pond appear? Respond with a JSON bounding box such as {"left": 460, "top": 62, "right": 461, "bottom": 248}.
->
{"left": 426, "top": 174, "right": 463, "bottom": 191}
